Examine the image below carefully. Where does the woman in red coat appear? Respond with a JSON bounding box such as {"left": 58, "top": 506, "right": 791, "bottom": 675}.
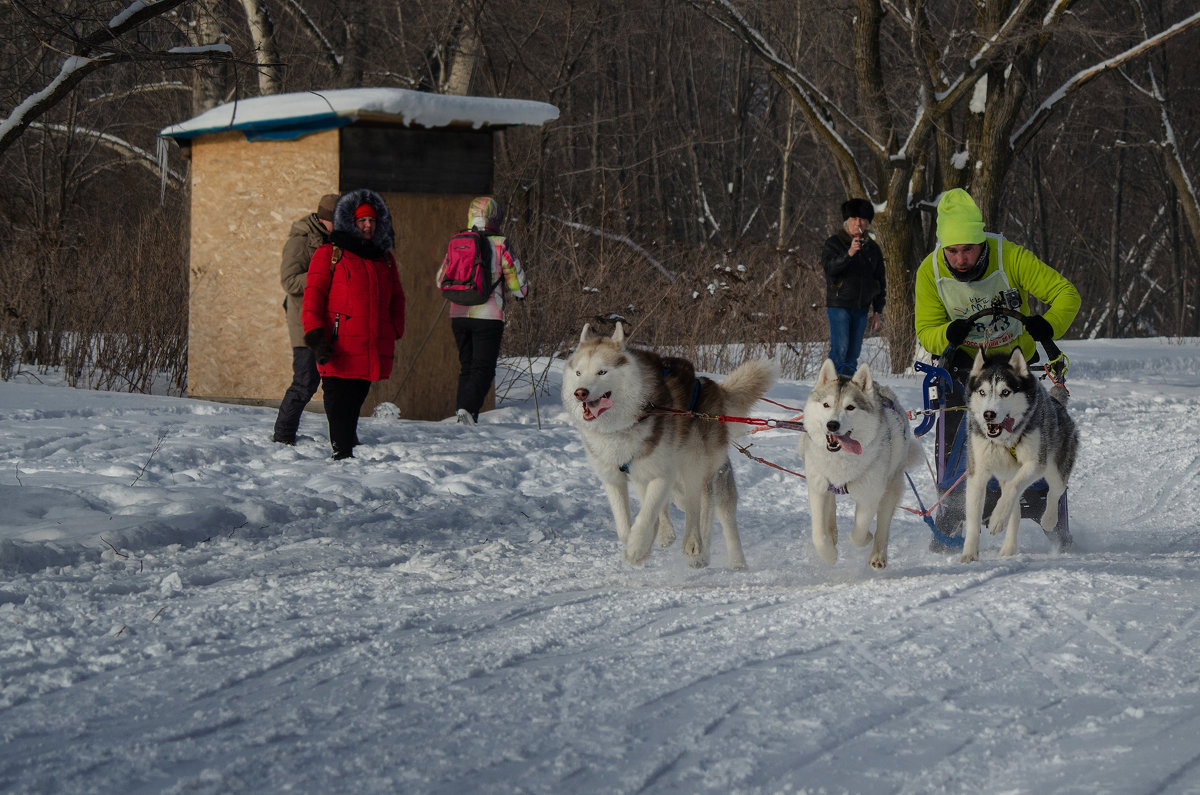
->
{"left": 301, "top": 188, "right": 406, "bottom": 459}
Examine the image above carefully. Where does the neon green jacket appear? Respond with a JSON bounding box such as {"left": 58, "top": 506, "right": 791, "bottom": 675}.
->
{"left": 914, "top": 236, "right": 1080, "bottom": 360}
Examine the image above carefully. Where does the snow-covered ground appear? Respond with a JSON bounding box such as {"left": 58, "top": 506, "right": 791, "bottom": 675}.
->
{"left": 2, "top": 337, "right": 1199, "bottom": 794}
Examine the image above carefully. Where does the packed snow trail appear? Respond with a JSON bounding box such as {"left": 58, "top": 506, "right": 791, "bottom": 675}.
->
{"left": 1, "top": 339, "right": 1199, "bottom": 793}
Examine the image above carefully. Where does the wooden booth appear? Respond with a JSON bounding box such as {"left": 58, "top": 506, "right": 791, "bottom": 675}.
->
{"left": 159, "top": 88, "right": 558, "bottom": 421}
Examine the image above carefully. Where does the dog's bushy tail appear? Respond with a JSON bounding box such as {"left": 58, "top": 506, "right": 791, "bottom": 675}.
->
{"left": 719, "top": 359, "right": 779, "bottom": 435}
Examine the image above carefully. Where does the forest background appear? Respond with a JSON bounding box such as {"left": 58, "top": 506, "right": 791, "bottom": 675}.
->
{"left": 2, "top": 0, "right": 1199, "bottom": 394}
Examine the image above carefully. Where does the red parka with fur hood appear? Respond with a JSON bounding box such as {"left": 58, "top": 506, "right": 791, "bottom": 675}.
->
{"left": 301, "top": 189, "right": 406, "bottom": 381}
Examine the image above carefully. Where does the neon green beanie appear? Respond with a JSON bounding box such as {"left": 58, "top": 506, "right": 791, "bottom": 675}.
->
{"left": 936, "top": 189, "right": 986, "bottom": 245}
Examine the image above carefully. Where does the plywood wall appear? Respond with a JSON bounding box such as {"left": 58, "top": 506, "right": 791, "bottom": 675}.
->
{"left": 186, "top": 131, "right": 487, "bottom": 422}
{"left": 188, "top": 130, "right": 339, "bottom": 403}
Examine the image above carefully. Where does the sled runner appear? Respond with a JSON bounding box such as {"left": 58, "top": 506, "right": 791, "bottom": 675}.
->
{"left": 913, "top": 304, "right": 1073, "bottom": 553}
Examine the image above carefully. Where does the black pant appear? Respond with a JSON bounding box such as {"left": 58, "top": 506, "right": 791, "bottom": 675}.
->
{"left": 273, "top": 347, "right": 320, "bottom": 443}
{"left": 321, "top": 376, "right": 371, "bottom": 458}
{"left": 451, "top": 317, "right": 505, "bottom": 420}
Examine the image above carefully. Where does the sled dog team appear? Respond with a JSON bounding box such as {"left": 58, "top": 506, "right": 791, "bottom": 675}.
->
{"left": 562, "top": 323, "right": 1078, "bottom": 570}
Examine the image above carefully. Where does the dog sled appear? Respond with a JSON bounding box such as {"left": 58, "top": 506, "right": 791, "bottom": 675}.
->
{"left": 912, "top": 303, "right": 1073, "bottom": 553}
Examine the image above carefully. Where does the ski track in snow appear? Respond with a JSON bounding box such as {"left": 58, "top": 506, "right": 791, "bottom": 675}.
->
{"left": 1, "top": 339, "right": 1199, "bottom": 793}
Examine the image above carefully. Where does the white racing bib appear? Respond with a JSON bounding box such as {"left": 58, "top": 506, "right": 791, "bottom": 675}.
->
{"left": 933, "top": 235, "right": 1020, "bottom": 349}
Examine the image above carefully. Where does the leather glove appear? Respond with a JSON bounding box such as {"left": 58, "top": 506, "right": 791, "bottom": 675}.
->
{"left": 1024, "top": 314, "right": 1054, "bottom": 343}
{"left": 945, "top": 319, "right": 972, "bottom": 347}
{"left": 304, "top": 328, "right": 335, "bottom": 365}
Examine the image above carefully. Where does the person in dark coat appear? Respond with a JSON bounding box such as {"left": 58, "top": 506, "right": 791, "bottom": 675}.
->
{"left": 820, "top": 197, "right": 886, "bottom": 376}
{"left": 273, "top": 193, "right": 338, "bottom": 445}
{"left": 301, "top": 189, "right": 406, "bottom": 460}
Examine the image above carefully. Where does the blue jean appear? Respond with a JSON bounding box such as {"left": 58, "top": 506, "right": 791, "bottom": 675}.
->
{"left": 826, "top": 307, "right": 869, "bottom": 377}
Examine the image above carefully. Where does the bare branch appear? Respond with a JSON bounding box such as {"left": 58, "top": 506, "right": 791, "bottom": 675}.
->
{"left": 1010, "top": 9, "right": 1200, "bottom": 153}
{"left": 0, "top": 0, "right": 233, "bottom": 156}
{"left": 548, "top": 214, "right": 676, "bottom": 283}
{"left": 27, "top": 122, "right": 186, "bottom": 186}
{"left": 683, "top": 0, "right": 880, "bottom": 194}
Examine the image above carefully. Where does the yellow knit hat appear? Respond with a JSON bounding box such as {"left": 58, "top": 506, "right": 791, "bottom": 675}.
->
{"left": 936, "top": 189, "right": 986, "bottom": 245}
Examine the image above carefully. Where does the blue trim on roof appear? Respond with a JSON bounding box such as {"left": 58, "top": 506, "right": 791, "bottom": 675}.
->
{"left": 163, "top": 112, "right": 354, "bottom": 141}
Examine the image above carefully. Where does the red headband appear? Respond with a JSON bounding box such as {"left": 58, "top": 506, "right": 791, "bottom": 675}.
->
{"left": 354, "top": 203, "right": 377, "bottom": 220}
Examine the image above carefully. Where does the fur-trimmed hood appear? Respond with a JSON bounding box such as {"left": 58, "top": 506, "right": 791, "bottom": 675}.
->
{"left": 330, "top": 188, "right": 394, "bottom": 260}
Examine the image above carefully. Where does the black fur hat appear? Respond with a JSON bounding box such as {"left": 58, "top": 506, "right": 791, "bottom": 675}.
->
{"left": 330, "top": 188, "right": 394, "bottom": 259}
{"left": 841, "top": 198, "right": 875, "bottom": 222}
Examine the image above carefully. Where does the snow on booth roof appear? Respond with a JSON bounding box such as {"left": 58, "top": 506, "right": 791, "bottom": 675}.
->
{"left": 159, "top": 87, "right": 559, "bottom": 142}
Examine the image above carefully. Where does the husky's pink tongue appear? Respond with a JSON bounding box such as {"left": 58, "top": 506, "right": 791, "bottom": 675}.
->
{"left": 584, "top": 395, "right": 613, "bottom": 420}
{"left": 832, "top": 433, "right": 862, "bottom": 454}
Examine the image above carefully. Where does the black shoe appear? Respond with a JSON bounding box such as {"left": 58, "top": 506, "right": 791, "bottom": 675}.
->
{"left": 331, "top": 444, "right": 354, "bottom": 460}
{"left": 1021, "top": 489, "right": 1049, "bottom": 520}
{"left": 929, "top": 527, "right": 962, "bottom": 554}
{"left": 1044, "top": 522, "right": 1073, "bottom": 552}
{"left": 273, "top": 436, "right": 296, "bottom": 446}
{"left": 930, "top": 498, "right": 964, "bottom": 553}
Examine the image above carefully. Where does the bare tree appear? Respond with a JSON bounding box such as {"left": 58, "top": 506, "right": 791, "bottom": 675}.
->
{"left": 0, "top": 0, "right": 233, "bottom": 154}
{"left": 239, "top": 0, "right": 283, "bottom": 96}
{"left": 684, "top": 0, "right": 1200, "bottom": 368}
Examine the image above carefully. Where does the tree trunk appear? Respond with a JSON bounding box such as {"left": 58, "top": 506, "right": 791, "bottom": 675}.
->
{"left": 239, "top": 0, "right": 282, "bottom": 95}
{"left": 191, "top": 0, "right": 231, "bottom": 114}
{"left": 444, "top": 18, "right": 479, "bottom": 95}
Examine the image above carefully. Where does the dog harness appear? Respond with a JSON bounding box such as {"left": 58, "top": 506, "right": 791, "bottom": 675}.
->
{"left": 933, "top": 235, "right": 1021, "bottom": 350}
{"left": 621, "top": 375, "right": 703, "bottom": 474}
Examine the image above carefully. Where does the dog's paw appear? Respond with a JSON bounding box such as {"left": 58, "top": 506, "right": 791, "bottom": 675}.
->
{"left": 813, "top": 542, "right": 838, "bottom": 566}
{"left": 687, "top": 555, "right": 710, "bottom": 570}
{"left": 870, "top": 553, "right": 887, "bottom": 570}
{"left": 655, "top": 523, "right": 676, "bottom": 548}
{"left": 851, "top": 528, "right": 873, "bottom": 547}
{"left": 958, "top": 550, "right": 979, "bottom": 563}
{"left": 623, "top": 544, "right": 652, "bottom": 566}
{"left": 999, "top": 542, "right": 1018, "bottom": 557}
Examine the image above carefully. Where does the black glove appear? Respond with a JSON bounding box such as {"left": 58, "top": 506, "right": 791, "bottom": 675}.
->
{"left": 1024, "top": 314, "right": 1054, "bottom": 343}
{"left": 945, "top": 319, "right": 972, "bottom": 347}
{"left": 304, "top": 328, "right": 335, "bottom": 365}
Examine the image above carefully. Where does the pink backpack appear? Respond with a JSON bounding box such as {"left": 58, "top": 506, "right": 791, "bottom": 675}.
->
{"left": 440, "top": 229, "right": 501, "bottom": 305}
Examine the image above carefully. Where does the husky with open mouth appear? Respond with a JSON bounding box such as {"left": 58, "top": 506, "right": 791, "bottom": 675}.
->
{"left": 562, "top": 323, "right": 776, "bottom": 569}
{"left": 800, "top": 359, "right": 923, "bottom": 569}
{"left": 960, "top": 348, "right": 1078, "bottom": 562}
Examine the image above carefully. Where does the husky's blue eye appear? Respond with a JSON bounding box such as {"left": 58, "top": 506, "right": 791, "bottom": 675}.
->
{"left": 1000, "top": 389, "right": 1010, "bottom": 397}
{"left": 597, "top": 369, "right": 607, "bottom": 375}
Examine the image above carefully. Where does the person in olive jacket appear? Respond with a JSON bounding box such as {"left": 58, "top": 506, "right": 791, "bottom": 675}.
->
{"left": 302, "top": 189, "right": 406, "bottom": 460}
{"left": 273, "top": 193, "right": 338, "bottom": 446}
{"left": 820, "top": 198, "right": 885, "bottom": 376}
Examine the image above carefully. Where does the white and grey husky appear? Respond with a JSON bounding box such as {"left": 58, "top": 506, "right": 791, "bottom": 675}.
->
{"left": 562, "top": 323, "right": 777, "bottom": 569}
{"left": 960, "top": 349, "right": 1079, "bottom": 563}
{"left": 800, "top": 359, "right": 923, "bottom": 569}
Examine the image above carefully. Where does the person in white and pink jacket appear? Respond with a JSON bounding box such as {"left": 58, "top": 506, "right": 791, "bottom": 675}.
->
{"left": 436, "top": 196, "right": 529, "bottom": 424}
